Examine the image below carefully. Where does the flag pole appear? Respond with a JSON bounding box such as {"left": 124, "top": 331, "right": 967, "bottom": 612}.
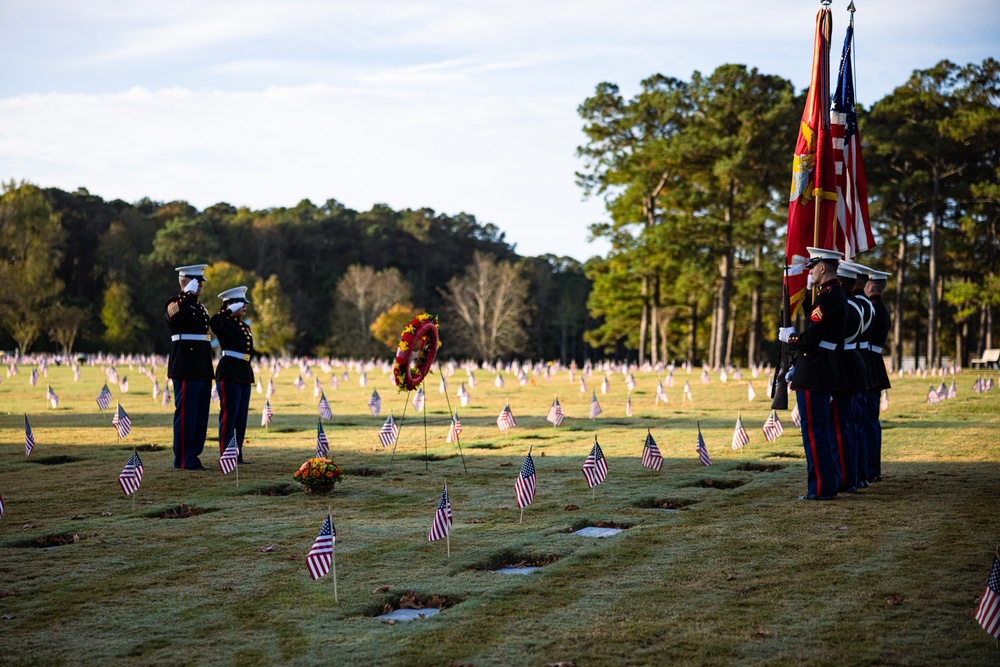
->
{"left": 132, "top": 444, "right": 137, "bottom": 512}
{"left": 328, "top": 509, "right": 338, "bottom": 603}
{"left": 388, "top": 392, "right": 411, "bottom": 471}
{"left": 441, "top": 385, "right": 468, "bottom": 475}
{"left": 519, "top": 445, "right": 531, "bottom": 525}
{"left": 445, "top": 478, "right": 451, "bottom": 559}
{"left": 422, "top": 393, "right": 429, "bottom": 472}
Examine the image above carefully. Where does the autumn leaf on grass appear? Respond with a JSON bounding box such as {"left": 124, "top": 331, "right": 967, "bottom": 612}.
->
{"left": 373, "top": 585, "right": 392, "bottom": 594}
{"left": 259, "top": 546, "right": 275, "bottom": 553}
{"left": 71, "top": 514, "right": 86, "bottom": 520}
{"left": 751, "top": 629, "right": 772, "bottom": 638}
{"left": 723, "top": 571, "right": 737, "bottom": 581}
{"left": 399, "top": 591, "right": 420, "bottom": 609}
{"left": 564, "top": 504, "right": 579, "bottom": 511}
{"left": 887, "top": 594, "right": 904, "bottom": 606}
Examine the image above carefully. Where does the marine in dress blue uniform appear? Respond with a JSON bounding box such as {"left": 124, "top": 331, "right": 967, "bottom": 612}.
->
{"left": 210, "top": 286, "right": 255, "bottom": 464}
{"left": 844, "top": 262, "right": 877, "bottom": 488}
{"left": 829, "top": 262, "right": 868, "bottom": 493}
{"left": 166, "top": 264, "right": 215, "bottom": 470}
{"left": 779, "top": 248, "right": 848, "bottom": 500}
{"left": 863, "top": 269, "right": 892, "bottom": 483}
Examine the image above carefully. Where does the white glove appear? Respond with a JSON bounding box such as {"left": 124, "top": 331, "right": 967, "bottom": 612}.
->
{"left": 228, "top": 302, "right": 243, "bottom": 313}
{"left": 778, "top": 327, "right": 796, "bottom": 343}
{"left": 785, "top": 366, "right": 795, "bottom": 383}
{"left": 807, "top": 273, "right": 815, "bottom": 290}
{"left": 183, "top": 278, "right": 199, "bottom": 294}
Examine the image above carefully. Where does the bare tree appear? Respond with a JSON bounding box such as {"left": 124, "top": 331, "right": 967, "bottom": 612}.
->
{"left": 336, "top": 265, "right": 410, "bottom": 355}
{"left": 443, "top": 252, "right": 530, "bottom": 360}
{"left": 48, "top": 303, "right": 89, "bottom": 355}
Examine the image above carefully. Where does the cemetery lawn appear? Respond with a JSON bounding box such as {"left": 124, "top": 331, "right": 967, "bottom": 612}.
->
{"left": 1, "top": 362, "right": 998, "bottom": 666}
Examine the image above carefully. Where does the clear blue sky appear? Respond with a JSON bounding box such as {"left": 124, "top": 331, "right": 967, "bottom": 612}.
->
{"left": 1, "top": 1, "right": 996, "bottom": 261}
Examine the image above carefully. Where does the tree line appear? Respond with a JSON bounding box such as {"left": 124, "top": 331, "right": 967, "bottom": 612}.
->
{"left": 0, "top": 187, "right": 591, "bottom": 362}
{"left": 1, "top": 58, "right": 996, "bottom": 368}
{"left": 577, "top": 58, "right": 998, "bottom": 369}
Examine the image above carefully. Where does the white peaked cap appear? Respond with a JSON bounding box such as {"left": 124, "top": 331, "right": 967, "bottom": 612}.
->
{"left": 218, "top": 286, "right": 249, "bottom": 302}
{"left": 842, "top": 261, "right": 873, "bottom": 278}
{"left": 175, "top": 264, "right": 208, "bottom": 277}
{"left": 866, "top": 268, "right": 891, "bottom": 280}
{"left": 836, "top": 262, "right": 858, "bottom": 279}
{"left": 805, "top": 247, "right": 845, "bottom": 268}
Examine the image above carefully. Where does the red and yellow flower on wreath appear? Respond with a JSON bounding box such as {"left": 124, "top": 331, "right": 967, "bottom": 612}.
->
{"left": 293, "top": 457, "right": 343, "bottom": 487}
{"left": 393, "top": 312, "right": 441, "bottom": 391}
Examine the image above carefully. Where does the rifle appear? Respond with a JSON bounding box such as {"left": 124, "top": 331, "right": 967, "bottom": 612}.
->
{"left": 770, "top": 266, "right": 792, "bottom": 410}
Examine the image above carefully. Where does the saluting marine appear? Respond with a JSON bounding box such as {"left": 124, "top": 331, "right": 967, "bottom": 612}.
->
{"left": 778, "top": 247, "right": 848, "bottom": 500}
{"left": 210, "top": 286, "right": 255, "bottom": 464}
{"left": 166, "top": 264, "right": 214, "bottom": 470}
{"left": 864, "top": 268, "right": 893, "bottom": 483}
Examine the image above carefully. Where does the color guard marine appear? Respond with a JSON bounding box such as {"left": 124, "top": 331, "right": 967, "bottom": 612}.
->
{"left": 844, "top": 261, "right": 877, "bottom": 488}
{"left": 166, "top": 264, "right": 214, "bottom": 470}
{"left": 778, "top": 247, "right": 848, "bottom": 500}
{"left": 210, "top": 286, "right": 255, "bottom": 464}
{"left": 864, "top": 268, "right": 892, "bottom": 483}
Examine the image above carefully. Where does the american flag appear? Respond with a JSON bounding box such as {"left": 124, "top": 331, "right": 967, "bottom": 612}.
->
{"left": 267, "top": 378, "right": 276, "bottom": 397}
{"left": 581, "top": 438, "right": 608, "bottom": 488}
{"left": 625, "top": 394, "right": 632, "bottom": 417}
{"left": 697, "top": 424, "right": 712, "bottom": 466}
{"left": 720, "top": 369, "right": 728, "bottom": 383}
{"left": 496, "top": 403, "right": 516, "bottom": 432}
{"left": 359, "top": 371, "right": 367, "bottom": 387}
{"left": 731, "top": 415, "right": 749, "bottom": 450}
{"left": 589, "top": 392, "right": 602, "bottom": 420}
{"left": 446, "top": 413, "right": 462, "bottom": 444}
{"left": 210, "top": 382, "right": 219, "bottom": 402}
{"left": 683, "top": 381, "right": 692, "bottom": 401}
{"left": 495, "top": 373, "right": 504, "bottom": 389}
{"left": 294, "top": 375, "right": 305, "bottom": 391}
{"left": 261, "top": 399, "right": 273, "bottom": 426}
{"left": 368, "top": 389, "right": 382, "bottom": 417}
{"left": 379, "top": 413, "right": 399, "bottom": 448}
{"left": 626, "top": 374, "right": 636, "bottom": 391}
{"left": 937, "top": 382, "right": 947, "bottom": 400}
{"left": 976, "top": 555, "right": 1000, "bottom": 639}
{"left": 46, "top": 385, "right": 59, "bottom": 409}
{"left": 642, "top": 431, "right": 663, "bottom": 472}
{"left": 880, "top": 390, "right": 889, "bottom": 411}
{"left": 113, "top": 404, "right": 132, "bottom": 439}
{"left": 747, "top": 382, "right": 757, "bottom": 402}
{"left": 428, "top": 484, "right": 453, "bottom": 541}
{"left": 947, "top": 380, "right": 957, "bottom": 399}
{"left": 30, "top": 368, "right": 38, "bottom": 386}
{"left": 762, "top": 410, "right": 784, "bottom": 442}
{"left": 118, "top": 451, "right": 144, "bottom": 496}
{"left": 439, "top": 376, "right": 447, "bottom": 394}
{"left": 601, "top": 376, "right": 609, "bottom": 395}
{"left": 468, "top": 372, "right": 476, "bottom": 388}
{"left": 119, "top": 376, "right": 129, "bottom": 393}
{"left": 316, "top": 421, "right": 329, "bottom": 457}
{"left": 219, "top": 434, "right": 239, "bottom": 474}
{"left": 665, "top": 372, "right": 674, "bottom": 388}
{"left": 412, "top": 387, "right": 425, "bottom": 412}
{"left": 162, "top": 386, "right": 172, "bottom": 407}
{"left": 579, "top": 378, "right": 587, "bottom": 393}
{"left": 973, "top": 378, "right": 984, "bottom": 394}
{"left": 831, "top": 17, "right": 874, "bottom": 261}
{"left": 0, "top": 493, "right": 4, "bottom": 519}
{"left": 656, "top": 380, "right": 670, "bottom": 403}
{"left": 307, "top": 515, "right": 336, "bottom": 580}
{"left": 515, "top": 451, "right": 536, "bottom": 508}
{"left": 458, "top": 382, "right": 470, "bottom": 407}
{"left": 314, "top": 377, "right": 322, "bottom": 398}
{"left": 700, "top": 368, "right": 710, "bottom": 385}
{"left": 256, "top": 380, "right": 263, "bottom": 394}
{"left": 546, "top": 398, "right": 565, "bottom": 426}
{"left": 318, "top": 392, "right": 333, "bottom": 420}
{"left": 329, "top": 375, "right": 338, "bottom": 390}
{"left": 927, "top": 386, "right": 941, "bottom": 405}
{"left": 24, "top": 414, "right": 35, "bottom": 457}
{"left": 153, "top": 379, "right": 160, "bottom": 400}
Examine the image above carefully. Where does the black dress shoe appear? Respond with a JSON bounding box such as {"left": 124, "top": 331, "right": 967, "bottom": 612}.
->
{"left": 186, "top": 464, "right": 208, "bottom": 471}
{"left": 843, "top": 486, "right": 858, "bottom": 494}
{"left": 797, "top": 494, "right": 817, "bottom": 500}
{"left": 858, "top": 480, "right": 869, "bottom": 488}
{"left": 815, "top": 494, "right": 837, "bottom": 500}
{"left": 871, "top": 475, "right": 882, "bottom": 483}
{"left": 238, "top": 459, "right": 252, "bottom": 465}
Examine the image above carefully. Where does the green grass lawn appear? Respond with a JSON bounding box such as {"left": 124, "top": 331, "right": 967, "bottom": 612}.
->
{"left": 1, "top": 361, "right": 999, "bottom": 666}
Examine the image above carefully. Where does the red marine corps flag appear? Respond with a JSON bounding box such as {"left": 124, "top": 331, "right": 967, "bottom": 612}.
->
{"left": 786, "top": 5, "right": 838, "bottom": 315}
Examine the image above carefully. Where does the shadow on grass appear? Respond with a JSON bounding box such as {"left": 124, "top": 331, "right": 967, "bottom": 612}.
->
{"left": 25, "top": 455, "right": 84, "bottom": 465}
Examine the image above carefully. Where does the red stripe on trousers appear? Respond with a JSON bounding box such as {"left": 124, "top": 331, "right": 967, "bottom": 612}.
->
{"left": 179, "top": 379, "right": 187, "bottom": 468}
{"left": 831, "top": 399, "right": 847, "bottom": 486}
{"left": 804, "top": 390, "right": 823, "bottom": 497}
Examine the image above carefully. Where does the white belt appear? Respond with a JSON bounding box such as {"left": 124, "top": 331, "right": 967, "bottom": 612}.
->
{"left": 859, "top": 342, "right": 870, "bottom": 349}
{"left": 171, "top": 334, "right": 210, "bottom": 342}
{"left": 871, "top": 345, "right": 883, "bottom": 354}
{"left": 222, "top": 350, "right": 250, "bottom": 361}
{"left": 818, "top": 341, "right": 837, "bottom": 351}
{"left": 844, "top": 343, "right": 857, "bottom": 350}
